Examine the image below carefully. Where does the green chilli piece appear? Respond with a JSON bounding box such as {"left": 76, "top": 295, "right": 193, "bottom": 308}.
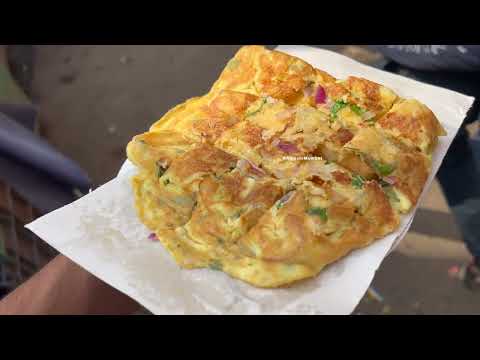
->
{"left": 351, "top": 174, "right": 365, "bottom": 189}
{"left": 347, "top": 148, "right": 395, "bottom": 177}
{"left": 371, "top": 159, "right": 395, "bottom": 177}
{"left": 384, "top": 187, "right": 400, "bottom": 202}
{"left": 209, "top": 259, "right": 223, "bottom": 271}
{"left": 307, "top": 207, "right": 328, "bottom": 221}
{"left": 330, "top": 100, "right": 348, "bottom": 120}
{"left": 155, "top": 161, "right": 166, "bottom": 179}
{"left": 246, "top": 98, "right": 267, "bottom": 117}
{"left": 349, "top": 103, "right": 365, "bottom": 116}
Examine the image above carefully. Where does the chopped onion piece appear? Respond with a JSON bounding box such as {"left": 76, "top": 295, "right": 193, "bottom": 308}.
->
{"left": 362, "top": 111, "right": 376, "bottom": 121}
{"left": 315, "top": 86, "right": 327, "bottom": 104}
{"left": 276, "top": 191, "right": 295, "bottom": 209}
{"left": 277, "top": 141, "right": 299, "bottom": 154}
{"left": 246, "top": 160, "right": 266, "bottom": 176}
{"left": 382, "top": 176, "right": 397, "bottom": 185}
{"left": 148, "top": 233, "right": 157, "bottom": 241}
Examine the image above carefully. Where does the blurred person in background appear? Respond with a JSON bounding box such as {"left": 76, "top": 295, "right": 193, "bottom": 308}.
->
{"left": 371, "top": 45, "right": 480, "bottom": 290}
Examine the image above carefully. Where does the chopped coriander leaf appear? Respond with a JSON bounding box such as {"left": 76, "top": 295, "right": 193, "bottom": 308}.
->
{"left": 351, "top": 174, "right": 365, "bottom": 189}
{"left": 330, "top": 100, "right": 348, "bottom": 120}
{"left": 307, "top": 207, "right": 328, "bottom": 221}
{"left": 208, "top": 259, "right": 223, "bottom": 271}
{"left": 163, "top": 178, "right": 171, "bottom": 186}
{"left": 246, "top": 98, "right": 267, "bottom": 117}
{"left": 378, "top": 179, "right": 391, "bottom": 187}
{"left": 349, "top": 104, "right": 365, "bottom": 115}
{"left": 384, "top": 187, "right": 400, "bottom": 202}
{"left": 371, "top": 159, "right": 395, "bottom": 176}
{"left": 347, "top": 149, "right": 394, "bottom": 176}
{"left": 155, "top": 161, "right": 166, "bottom": 179}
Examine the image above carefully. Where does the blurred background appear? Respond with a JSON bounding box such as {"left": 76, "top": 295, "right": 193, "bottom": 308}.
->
{"left": 1, "top": 45, "right": 479, "bottom": 314}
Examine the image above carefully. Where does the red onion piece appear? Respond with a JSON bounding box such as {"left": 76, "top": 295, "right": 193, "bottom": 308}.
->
{"left": 315, "top": 86, "right": 327, "bottom": 104}
{"left": 277, "top": 141, "right": 299, "bottom": 154}
{"left": 148, "top": 233, "right": 157, "bottom": 241}
{"left": 277, "top": 191, "right": 295, "bottom": 207}
{"left": 246, "top": 160, "right": 266, "bottom": 176}
{"left": 382, "top": 176, "right": 397, "bottom": 186}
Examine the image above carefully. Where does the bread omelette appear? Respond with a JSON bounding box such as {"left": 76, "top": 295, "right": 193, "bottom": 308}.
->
{"left": 126, "top": 46, "right": 446, "bottom": 288}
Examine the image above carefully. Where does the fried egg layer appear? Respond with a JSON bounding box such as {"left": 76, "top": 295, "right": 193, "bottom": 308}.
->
{"left": 127, "top": 46, "right": 446, "bottom": 288}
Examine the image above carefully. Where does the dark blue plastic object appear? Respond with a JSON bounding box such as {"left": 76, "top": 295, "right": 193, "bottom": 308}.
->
{"left": 0, "top": 107, "right": 91, "bottom": 190}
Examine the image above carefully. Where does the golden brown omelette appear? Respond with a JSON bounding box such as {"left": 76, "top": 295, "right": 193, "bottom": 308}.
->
{"left": 127, "top": 46, "right": 446, "bottom": 288}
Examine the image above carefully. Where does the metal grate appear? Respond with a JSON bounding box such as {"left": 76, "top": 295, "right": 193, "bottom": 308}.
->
{"left": 0, "top": 181, "right": 57, "bottom": 298}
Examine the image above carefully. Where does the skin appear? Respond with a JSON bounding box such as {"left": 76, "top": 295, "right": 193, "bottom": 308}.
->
{"left": 0, "top": 255, "right": 141, "bottom": 315}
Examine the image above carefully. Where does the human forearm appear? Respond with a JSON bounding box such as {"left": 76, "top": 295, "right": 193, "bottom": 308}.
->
{"left": 0, "top": 255, "right": 140, "bottom": 315}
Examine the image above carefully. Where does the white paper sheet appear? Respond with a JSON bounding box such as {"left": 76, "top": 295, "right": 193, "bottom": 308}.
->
{"left": 26, "top": 46, "right": 474, "bottom": 315}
